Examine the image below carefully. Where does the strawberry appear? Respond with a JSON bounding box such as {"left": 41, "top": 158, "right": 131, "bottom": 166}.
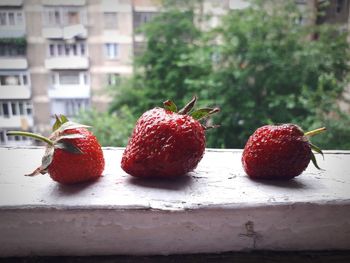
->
{"left": 7, "top": 115, "right": 105, "bottom": 184}
{"left": 241, "top": 124, "right": 326, "bottom": 180}
{"left": 121, "top": 97, "right": 219, "bottom": 178}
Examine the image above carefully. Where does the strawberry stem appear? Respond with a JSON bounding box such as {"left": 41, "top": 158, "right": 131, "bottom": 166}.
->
{"left": 304, "top": 127, "right": 327, "bottom": 137}
{"left": 6, "top": 131, "right": 54, "bottom": 146}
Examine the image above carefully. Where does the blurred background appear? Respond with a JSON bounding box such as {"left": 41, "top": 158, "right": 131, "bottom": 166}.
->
{"left": 0, "top": 0, "right": 349, "bottom": 149}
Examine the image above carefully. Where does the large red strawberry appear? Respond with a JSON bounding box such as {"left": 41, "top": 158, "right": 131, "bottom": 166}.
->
{"left": 242, "top": 124, "right": 326, "bottom": 180}
{"left": 121, "top": 97, "right": 219, "bottom": 178}
{"left": 7, "top": 115, "right": 105, "bottom": 184}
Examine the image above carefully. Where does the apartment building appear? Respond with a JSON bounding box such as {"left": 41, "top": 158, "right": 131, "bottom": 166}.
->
{"left": 0, "top": 0, "right": 134, "bottom": 145}
{"left": 27, "top": 0, "right": 133, "bottom": 136}
{"left": 0, "top": 0, "right": 33, "bottom": 145}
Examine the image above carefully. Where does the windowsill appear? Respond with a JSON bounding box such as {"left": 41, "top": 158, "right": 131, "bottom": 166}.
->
{"left": 0, "top": 147, "right": 349, "bottom": 256}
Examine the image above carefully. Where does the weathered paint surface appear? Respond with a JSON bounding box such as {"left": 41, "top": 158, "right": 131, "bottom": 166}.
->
{"left": 0, "top": 147, "right": 349, "bottom": 256}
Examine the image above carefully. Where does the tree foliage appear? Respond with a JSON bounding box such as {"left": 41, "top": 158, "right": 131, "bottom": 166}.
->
{"left": 203, "top": 0, "right": 350, "bottom": 148}
{"left": 77, "top": 106, "right": 136, "bottom": 147}
{"left": 82, "top": 0, "right": 350, "bottom": 149}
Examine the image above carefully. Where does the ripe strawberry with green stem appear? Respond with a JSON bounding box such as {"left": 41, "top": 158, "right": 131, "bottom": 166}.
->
{"left": 7, "top": 115, "right": 105, "bottom": 184}
{"left": 242, "top": 123, "right": 326, "bottom": 180}
{"left": 121, "top": 96, "right": 220, "bottom": 178}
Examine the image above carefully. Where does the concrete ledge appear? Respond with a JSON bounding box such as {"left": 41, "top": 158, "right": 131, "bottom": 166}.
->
{"left": 0, "top": 147, "right": 349, "bottom": 256}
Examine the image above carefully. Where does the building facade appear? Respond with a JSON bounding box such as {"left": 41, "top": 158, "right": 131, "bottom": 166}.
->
{"left": 0, "top": 0, "right": 136, "bottom": 145}
{"left": 0, "top": 0, "right": 33, "bottom": 145}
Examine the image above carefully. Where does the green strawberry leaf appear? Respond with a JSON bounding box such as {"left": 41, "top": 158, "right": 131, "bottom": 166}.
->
{"left": 191, "top": 108, "right": 213, "bottom": 120}
{"left": 178, "top": 96, "right": 197, "bottom": 115}
{"left": 310, "top": 152, "right": 322, "bottom": 170}
{"left": 59, "top": 114, "right": 69, "bottom": 124}
{"left": 52, "top": 114, "right": 69, "bottom": 132}
{"left": 191, "top": 107, "right": 220, "bottom": 120}
{"left": 52, "top": 115, "right": 62, "bottom": 132}
{"left": 163, "top": 100, "right": 178, "bottom": 113}
{"left": 55, "top": 140, "right": 83, "bottom": 154}
{"left": 309, "top": 142, "right": 324, "bottom": 160}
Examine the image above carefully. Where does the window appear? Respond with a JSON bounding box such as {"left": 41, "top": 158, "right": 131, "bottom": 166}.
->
{"left": 8, "top": 12, "right": 15, "bottom": 25}
{"left": 0, "top": 10, "right": 24, "bottom": 26}
{"left": 83, "top": 72, "right": 88, "bottom": 85}
{"left": 16, "top": 12, "right": 23, "bottom": 24}
{"left": 51, "top": 99, "right": 90, "bottom": 117}
{"left": 80, "top": 43, "right": 86, "bottom": 56}
{"left": 54, "top": 10, "right": 60, "bottom": 24}
{"left": 72, "top": 44, "right": 77, "bottom": 55}
{"left": 64, "top": 44, "right": 70, "bottom": 56}
{"left": 51, "top": 71, "right": 88, "bottom": 86}
{"left": 0, "top": 12, "right": 6, "bottom": 25}
{"left": 105, "top": 43, "right": 118, "bottom": 59}
{"left": 48, "top": 41, "right": 87, "bottom": 57}
{"left": 57, "top": 44, "right": 63, "bottom": 55}
{"left": 104, "top": 12, "right": 118, "bottom": 29}
{"left": 25, "top": 102, "right": 32, "bottom": 115}
{"left": 134, "top": 12, "right": 158, "bottom": 30}
{"left": 23, "top": 75, "right": 28, "bottom": 85}
{"left": 0, "top": 73, "right": 29, "bottom": 86}
{"left": 336, "top": 0, "right": 344, "bottom": 13}
{"left": 44, "top": 6, "right": 85, "bottom": 27}
{"left": 0, "top": 75, "right": 20, "bottom": 85}
{"left": 67, "top": 10, "right": 80, "bottom": 25}
{"left": 0, "top": 44, "right": 25, "bottom": 57}
{"left": 107, "top": 73, "right": 120, "bottom": 85}
{"left": 19, "top": 102, "right": 24, "bottom": 115}
{"left": 0, "top": 101, "right": 32, "bottom": 118}
{"left": 47, "top": 9, "right": 60, "bottom": 26}
{"left": 59, "top": 72, "right": 80, "bottom": 85}
{"left": 11, "top": 102, "right": 17, "bottom": 115}
{"left": 49, "top": 44, "right": 55, "bottom": 56}
{"left": 2, "top": 103, "right": 9, "bottom": 118}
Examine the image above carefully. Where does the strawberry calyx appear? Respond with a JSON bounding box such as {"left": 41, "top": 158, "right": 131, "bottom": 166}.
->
{"left": 163, "top": 96, "right": 220, "bottom": 129}
{"left": 304, "top": 127, "right": 327, "bottom": 170}
{"left": 6, "top": 114, "right": 90, "bottom": 177}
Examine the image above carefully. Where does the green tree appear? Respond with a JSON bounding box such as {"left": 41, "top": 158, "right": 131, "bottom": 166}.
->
{"left": 82, "top": 0, "right": 350, "bottom": 149}
{"left": 203, "top": 0, "right": 350, "bottom": 148}
{"left": 77, "top": 106, "right": 136, "bottom": 147}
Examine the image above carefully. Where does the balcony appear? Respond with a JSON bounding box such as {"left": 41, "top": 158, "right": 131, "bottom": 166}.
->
{"left": 42, "top": 0, "right": 85, "bottom": 5}
{"left": 0, "top": 0, "right": 23, "bottom": 6}
{"left": 48, "top": 84, "right": 90, "bottom": 99}
{"left": 42, "top": 24, "right": 87, "bottom": 39}
{"left": 45, "top": 56, "right": 89, "bottom": 70}
{"left": 0, "top": 85, "right": 30, "bottom": 99}
{"left": 0, "top": 57, "right": 27, "bottom": 70}
{"left": 0, "top": 25, "right": 26, "bottom": 38}
{"left": 101, "top": 0, "right": 131, "bottom": 12}
{"left": 0, "top": 115, "right": 33, "bottom": 129}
